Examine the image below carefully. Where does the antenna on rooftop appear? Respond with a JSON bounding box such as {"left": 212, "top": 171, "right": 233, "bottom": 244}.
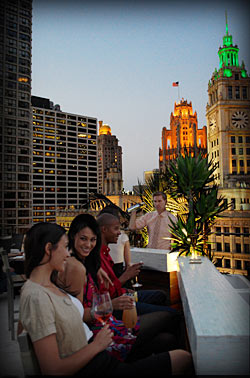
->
{"left": 225, "top": 10, "right": 228, "bottom": 35}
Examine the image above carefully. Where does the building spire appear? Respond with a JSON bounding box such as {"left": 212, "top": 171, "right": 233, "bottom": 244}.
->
{"left": 225, "top": 10, "right": 228, "bottom": 35}
{"left": 218, "top": 12, "right": 239, "bottom": 70}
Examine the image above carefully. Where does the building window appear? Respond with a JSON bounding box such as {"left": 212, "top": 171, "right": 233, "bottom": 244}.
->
{"left": 236, "top": 243, "right": 241, "bottom": 253}
{"left": 228, "top": 86, "right": 232, "bottom": 99}
{"left": 244, "top": 244, "right": 250, "bottom": 254}
{"left": 239, "top": 148, "right": 243, "bottom": 155}
{"left": 246, "top": 148, "right": 250, "bottom": 155}
{"left": 216, "top": 227, "right": 221, "bottom": 235}
{"left": 231, "top": 148, "right": 236, "bottom": 155}
{"left": 225, "top": 243, "right": 230, "bottom": 252}
{"left": 216, "top": 242, "right": 222, "bottom": 252}
{"left": 232, "top": 160, "right": 236, "bottom": 167}
{"left": 225, "top": 259, "right": 231, "bottom": 268}
{"left": 216, "top": 258, "right": 222, "bottom": 267}
{"left": 235, "top": 227, "right": 241, "bottom": 235}
{"left": 243, "top": 228, "right": 249, "bottom": 235}
{"left": 235, "top": 86, "right": 240, "bottom": 99}
{"left": 224, "top": 227, "right": 230, "bottom": 235}
{"left": 238, "top": 136, "right": 243, "bottom": 143}
{"left": 235, "top": 260, "right": 241, "bottom": 269}
{"left": 242, "top": 86, "right": 247, "bottom": 99}
{"left": 239, "top": 160, "right": 244, "bottom": 167}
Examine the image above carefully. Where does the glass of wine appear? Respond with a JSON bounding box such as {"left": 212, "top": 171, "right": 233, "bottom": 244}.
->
{"left": 122, "top": 293, "right": 137, "bottom": 340}
{"left": 92, "top": 292, "right": 113, "bottom": 326}
{"left": 132, "top": 261, "right": 143, "bottom": 289}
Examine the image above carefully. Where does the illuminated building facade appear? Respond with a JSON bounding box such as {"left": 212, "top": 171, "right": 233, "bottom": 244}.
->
{"left": 206, "top": 20, "right": 250, "bottom": 275}
{"left": 32, "top": 96, "right": 98, "bottom": 223}
{"left": 144, "top": 169, "right": 159, "bottom": 183}
{"left": 0, "top": 0, "right": 33, "bottom": 236}
{"left": 56, "top": 194, "right": 141, "bottom": 230}
{"left": 97, "top": 121, "right": 123, "bottom": 195}
{"left": 159, "top": 99, "right": 207, "bottom": 172}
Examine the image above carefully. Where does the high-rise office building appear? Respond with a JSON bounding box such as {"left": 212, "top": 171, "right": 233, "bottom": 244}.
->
{"left": 159, "top": 99, "right": 207, "bottom": 172}
{"left": 0, "top": 0, "right": 33, "bottom": 236}
{"left": 97, "top": 120, "right": 123, "bottom": 195}
{"left": 206, "top": 20, "right": 250, "bottom": 275}
{"left": 32, "top": 96, "right": 98, "bottom": 223}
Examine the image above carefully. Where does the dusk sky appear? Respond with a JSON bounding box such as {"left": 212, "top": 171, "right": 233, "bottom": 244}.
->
{"left": 32, "top": 0, "right": 250, "bottom": 191}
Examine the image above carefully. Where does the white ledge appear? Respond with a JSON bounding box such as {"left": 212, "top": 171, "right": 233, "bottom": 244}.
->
{"left": 130, "top": 247, "right": 178, "bottom": 272}
{"left": 178, "top": 256, "right": 250, "bottom": 375}
{"left": 131, "top": 248, "right": 250, "bottom": 374}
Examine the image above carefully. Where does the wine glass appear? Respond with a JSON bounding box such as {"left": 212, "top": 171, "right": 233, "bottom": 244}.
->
{"left": 132, "top": 261, "right": 143, "bottom": 289}
{"left": 122, "top": 293, "right": 137, "bottom": 340}
{"left": 92, "top": 292, "right": 113, "bottom": 326}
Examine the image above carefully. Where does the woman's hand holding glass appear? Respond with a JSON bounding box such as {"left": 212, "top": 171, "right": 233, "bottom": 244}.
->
{"left": 92, "top": 292, "right": 113, "bottom": 326}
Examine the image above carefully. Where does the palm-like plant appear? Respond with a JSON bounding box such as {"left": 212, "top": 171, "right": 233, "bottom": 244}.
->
{"left": 166, "top": 153, "right": 229, "bottom": 256}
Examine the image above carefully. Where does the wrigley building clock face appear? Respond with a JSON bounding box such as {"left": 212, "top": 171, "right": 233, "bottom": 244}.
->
{"left": 231, "top": 111, "right": 248, "bottom": 129}
{"left": 209, "top": 116, "right": 216, "bottom": 132}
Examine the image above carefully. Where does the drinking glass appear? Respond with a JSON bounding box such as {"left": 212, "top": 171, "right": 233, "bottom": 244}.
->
{"left": 122, "top": 293, "right": 137, "bottom": 339}
{"left": 92, "top": 292, "right": 113, "bottom": 326}
{"left": 132, "top": 261, "right": 143, "bottom": 289}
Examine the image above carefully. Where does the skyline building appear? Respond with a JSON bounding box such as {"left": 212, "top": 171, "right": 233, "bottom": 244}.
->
{"left": 97, "top": 120, "right": 123, "bottom": 195}
{"left": 159, "top": 99, "right": 207, "bottom": 172}
{"left": 206, "top": 20, "right": 250, "bottom": 275}
{"left": 0, "top": 0, "right": 33, "bottom": 236}
{"left": 32, "top": 96, "right": 98, "bottom": 224}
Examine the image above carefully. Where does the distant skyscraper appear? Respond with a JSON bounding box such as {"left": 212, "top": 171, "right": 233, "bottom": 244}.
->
{"left": 32, "top": 96, "right": 98, "bottom": 223}
{"left": 0, "top": 0, "right": 33, "bottom": 236}
{"left": 97, "top": 121, "right": 123, "bottom": 195}
{"left": 159, "top": 99, "right": 207, "bottom": 172}
{"left": 206, "top": 19, "right": 250, "bottom": 275}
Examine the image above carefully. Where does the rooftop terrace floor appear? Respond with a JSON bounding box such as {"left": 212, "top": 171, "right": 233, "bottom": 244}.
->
{"left": 0, "top": 293, "right": 23, "bottom": 378}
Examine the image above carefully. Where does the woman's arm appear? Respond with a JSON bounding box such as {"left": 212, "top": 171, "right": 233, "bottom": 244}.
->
{"left": 97, "top": 267, "right": 113, "bottom": 289}
{"left": 33, "top": 326, "right": 113, "bottom": 376}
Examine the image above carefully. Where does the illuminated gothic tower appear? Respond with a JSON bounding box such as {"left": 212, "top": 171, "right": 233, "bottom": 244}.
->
{"left": 206, "top": 18, "right": 250, "bottom": 275}
{"left": 159, "top": 99, "right": 207, "bottom": 172}
{"left": 97, "top": 121, "right": 123, "bottom": 195}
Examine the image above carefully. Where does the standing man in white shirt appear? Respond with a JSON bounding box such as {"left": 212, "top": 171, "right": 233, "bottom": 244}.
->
{"left": 129, "top": 191, "right": 176, "bottom": 250}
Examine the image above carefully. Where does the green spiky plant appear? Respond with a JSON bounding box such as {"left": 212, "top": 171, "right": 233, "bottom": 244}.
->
{"left": 166, "top": 153, "right": 229, "bottom": 257}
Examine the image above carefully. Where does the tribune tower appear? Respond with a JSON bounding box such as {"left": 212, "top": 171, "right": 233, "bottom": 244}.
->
{"left": 159, "top": 99, "right": 207, "bottom": 171}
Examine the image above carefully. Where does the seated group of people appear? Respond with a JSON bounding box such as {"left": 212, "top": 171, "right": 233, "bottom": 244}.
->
{"left": 19, "top": 209, "right": 194, "bottom": 376}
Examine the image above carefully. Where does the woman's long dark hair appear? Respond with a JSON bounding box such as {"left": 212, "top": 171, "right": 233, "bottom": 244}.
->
{"left": 24, "top": 222, "right": 66, "bottom": 278}
{"left": 68, "top": 213, "right": 102, "bottom": 286}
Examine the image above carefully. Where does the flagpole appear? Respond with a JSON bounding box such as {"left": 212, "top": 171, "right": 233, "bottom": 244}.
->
{"left": 172, "top": 81, "right": 180, "bottom": 102}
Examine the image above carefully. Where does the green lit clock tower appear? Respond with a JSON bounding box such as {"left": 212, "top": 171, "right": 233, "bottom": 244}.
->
{"left": 206, "top": 16, "right": 250, "bottom": 276}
